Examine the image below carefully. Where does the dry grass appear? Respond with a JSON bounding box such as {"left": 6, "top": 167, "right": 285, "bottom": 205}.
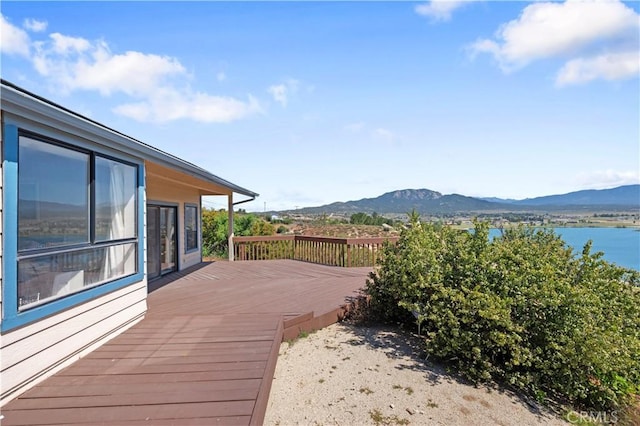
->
{"left": 285, "top": 223, "right": 400, "bottom": 238}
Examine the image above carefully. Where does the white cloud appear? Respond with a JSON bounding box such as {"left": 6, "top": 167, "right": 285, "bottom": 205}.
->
{"left": 471, "top": 0, "right": 638, "bottom": 69}
{"left": 344, "top": 122, "right": 365, "bottom": 133}
{"left": 575, "top": 170, "right": 640, "bottom": 189}
{"left": 469, "top": 0, "right": 639, "bottom": 85}
{"left": 267, "top": 78, "right": 300, "bottom": 107}
{"left": 268, "top": 84, "right": 288, "bottom": 106}
{"left": 1, "top": 14, "right": 31, "bottom": 56}
{"left": 31, "top": 36, "right": 185, "bottom": 97}
{"left": 49, "top": 33, "right": 91, "bottom": 55}
{"left": 75, "top": 50, "right": 185, "bottom": 96}
{"left": 415, "top": 1, "right": 467, "bottom": 22}
{"left": 345, "top": 123, "right": 397, "bottom": 144}
{"left": 23, "top": 18, "right": 47, "bottom": 32}
{"left": 372, "top": 128, "right": 396, "bottom": 143}
{"left": 556, "top": 51, "right": 640, "bottom": 86}
{"left": 3, "top": 16, "right": 260, "bottom": 123}
{"left": 113, "top": 88, "right": 262, "bottom": 123}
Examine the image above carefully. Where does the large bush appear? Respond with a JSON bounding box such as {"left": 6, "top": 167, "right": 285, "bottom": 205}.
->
{"left": 201, "top": 209, "right": 274, "bottom": 257}
{"left": 365, "top": 217, "right": 640, "bottom": 412}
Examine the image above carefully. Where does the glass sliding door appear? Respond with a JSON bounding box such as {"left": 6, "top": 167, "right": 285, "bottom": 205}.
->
{"left": 160, "top": 207, "right": 177, "bottom": 274}
{"left": 147, "top": 205, "right": 177, "bottom": 280}
{"left": 147, "top": 206, "right": 161, "bottom": 279}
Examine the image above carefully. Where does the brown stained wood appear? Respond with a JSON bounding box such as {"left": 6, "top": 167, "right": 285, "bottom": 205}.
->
{"left": 104, "top": 417, "right": 253, "bottom": 426}
{"left": 81, "top": 341, "right": 275, "bottom": 360}
{"left": 8, "top": 387, "right": 258, "bottom": 410}
{"left": 2, "top": 400, "right": 255, "bottom": 425}
{"left": 63, "top": 352, "right": 270, "bottom": 368}
{"left": 22, "top": 378, "right": 262, "bottom": 398}
{"left": 42, "top": 369, "right": 267, "bottom": 386}
{"left": 233, "top": 235, "right": 398, "bottom": 264}
{"left": 251, "top": 318, "right": 283, "bottom": 426}
{"left": 1, "top": 260, "right": 370, "bottom": 425}
{"left": 83, "top": 343, "right": 273, "bottom": 358}
{"left": 58, "top": 360, "right": 269, "bottom": 376}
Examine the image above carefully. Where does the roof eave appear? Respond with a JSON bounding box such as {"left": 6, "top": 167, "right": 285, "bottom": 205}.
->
{"left": 0, "top": 80, "right": 259, "bottom": 199}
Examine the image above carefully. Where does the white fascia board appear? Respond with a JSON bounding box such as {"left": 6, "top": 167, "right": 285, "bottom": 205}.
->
{"left": 1, "top": 81, "right": 258, "bottom": 199}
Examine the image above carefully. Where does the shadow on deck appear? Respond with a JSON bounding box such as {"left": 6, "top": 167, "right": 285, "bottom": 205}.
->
{"left": 1, "top": 260, "right": 371, "bottom": 425}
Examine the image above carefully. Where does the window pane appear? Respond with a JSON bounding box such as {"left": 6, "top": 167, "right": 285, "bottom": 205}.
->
{"left": 18, "top": 137, "right": 89, "bottom": 251}
{"left": 17, "top": 243, "right": 137, "bottom": 310}
{"left": 95, "top": 157, "right": 137, "bottom": 241}
{"left": 185, "top": 205, "right": 198, "bottom": 251}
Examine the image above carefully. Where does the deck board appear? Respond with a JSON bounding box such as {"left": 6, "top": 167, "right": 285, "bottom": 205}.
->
{"left": 1, "top": 260, "right": 370, "bottom": 425}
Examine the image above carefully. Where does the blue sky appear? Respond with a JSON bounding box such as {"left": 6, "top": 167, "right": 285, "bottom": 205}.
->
{"left": 2, "top": 1, "right": 639, "bottom": 212}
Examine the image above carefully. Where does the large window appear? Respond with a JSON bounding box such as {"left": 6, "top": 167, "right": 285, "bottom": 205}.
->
{"left": 17, "top": 135, "right": 138, "bottom": 310}
{"left": 184, "top": 204, "right": 198, "bottom": 252}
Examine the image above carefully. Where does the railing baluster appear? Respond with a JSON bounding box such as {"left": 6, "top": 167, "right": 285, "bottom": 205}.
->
{"left": 231, "top": 235, "right": 398, "bottom": 267}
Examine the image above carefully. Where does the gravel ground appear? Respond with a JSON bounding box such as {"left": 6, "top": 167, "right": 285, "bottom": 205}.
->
{"left": 264, "top": 323, "right": 567, "bottom": 426}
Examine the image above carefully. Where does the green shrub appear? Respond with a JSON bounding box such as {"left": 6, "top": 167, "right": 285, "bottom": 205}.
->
{"left": 365, "top": 217, "right": 640, "bottom": 412}
{"left": 201, "top": 209, "right": 275, "bottom": 257}
{"left": 350, "top": 211, "right": 396, "bottom": 226}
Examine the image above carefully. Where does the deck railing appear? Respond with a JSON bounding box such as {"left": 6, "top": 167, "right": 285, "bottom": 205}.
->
{"left": 233, "top": 235, "right": 399, "bottom": 267}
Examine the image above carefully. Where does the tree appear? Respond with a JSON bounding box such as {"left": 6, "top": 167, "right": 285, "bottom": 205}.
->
{"left": 201, "top": 209, "right": 275, "bottom": 257}
{"left": 350, "top": 212, "right": 395, "bottom": 226}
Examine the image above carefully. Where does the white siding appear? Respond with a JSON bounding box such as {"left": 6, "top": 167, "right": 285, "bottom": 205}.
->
{"left": 0, "top": 281, "right": 147, "bottom": 406}
{"left": 1, "top": 125, "right": 4, "bottom": 311}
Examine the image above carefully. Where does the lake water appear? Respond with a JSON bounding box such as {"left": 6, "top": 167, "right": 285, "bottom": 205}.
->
{"left": 488, "top": 227, "right": 640, "bottom": 271}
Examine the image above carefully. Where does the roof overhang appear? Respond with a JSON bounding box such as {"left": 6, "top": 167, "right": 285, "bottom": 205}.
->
{"left": 146, "top": 160, "right": 241, "bottom": 197}
{"left": 1, "top": 79, "right": 259, "bottom": 200}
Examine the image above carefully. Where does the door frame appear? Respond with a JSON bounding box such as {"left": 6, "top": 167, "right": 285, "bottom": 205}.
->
{"left": 147, "top": 202, "right": 179, "bottom": 280}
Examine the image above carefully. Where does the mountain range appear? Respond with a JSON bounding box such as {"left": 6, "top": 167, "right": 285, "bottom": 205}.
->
{"left": 281, "top": 185, "right": 640, "bottom": 215}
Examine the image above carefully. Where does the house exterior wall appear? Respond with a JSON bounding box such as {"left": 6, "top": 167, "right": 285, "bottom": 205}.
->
{"left": 0, "top": 110, "right": 148, "bottom": 406}
{"left": 0, "top": 282, "right": 146, "bottom": 406}
{"left": 1, "top": 113, "right": 4, "bottom": 336}
{"left": 146, "top": 176, "right": 202, "bottom": 270}
{"left": 0, "top": 81, "right": 252, "bottom": 407}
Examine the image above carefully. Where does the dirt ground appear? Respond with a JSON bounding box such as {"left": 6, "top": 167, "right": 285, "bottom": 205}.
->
{"left": 264, "top": 323, "right": 568, "bottom": 426}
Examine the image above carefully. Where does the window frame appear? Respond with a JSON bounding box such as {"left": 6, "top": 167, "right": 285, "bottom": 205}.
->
{"left": 2, "top": 125, "right": 146, "bottom": 332}
{"left": 184, "top": 204, "right": 199, "bottom": 253}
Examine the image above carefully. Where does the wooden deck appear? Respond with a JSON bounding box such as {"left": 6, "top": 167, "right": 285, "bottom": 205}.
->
{"left": 0, "top": 260, "right": 371, "bottom": 425}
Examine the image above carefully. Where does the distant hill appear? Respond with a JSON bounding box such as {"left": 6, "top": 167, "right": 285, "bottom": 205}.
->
{"left": 280, "top": 185, "right": 640, "bottom": 216}
{"left": 311, "top": 189, "right": 503, "bottom": 215}
{"left": 480, "top": 197, "right": 518, "bottom": 204}
{"left": 511, "top": 185, "right": 640, "bottom": 206}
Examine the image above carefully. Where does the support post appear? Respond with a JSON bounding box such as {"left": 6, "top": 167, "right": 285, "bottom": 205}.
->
{"left": 228, "top": 193, "right": 234, "bottom": 261}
